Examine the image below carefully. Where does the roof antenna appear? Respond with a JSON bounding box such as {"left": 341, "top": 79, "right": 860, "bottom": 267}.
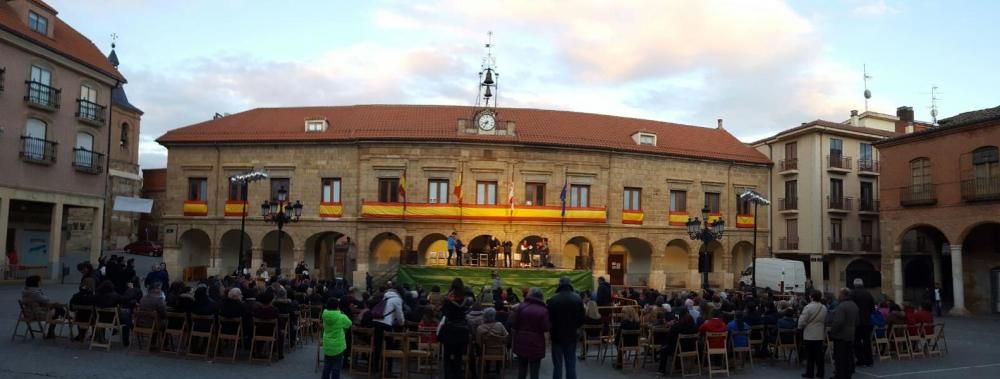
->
{"left": 863, "top": 64, "right": 872, "bottom": 112}
{"left": 929, "top": 85, "right": 942, "bottom": 126}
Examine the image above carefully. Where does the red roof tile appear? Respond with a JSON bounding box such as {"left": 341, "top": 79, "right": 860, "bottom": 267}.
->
{"left": 157, "top": 105, "right": 772, "bottom": 165}
{"left": 0, "top": 2, "right": 124, "bottom": 81}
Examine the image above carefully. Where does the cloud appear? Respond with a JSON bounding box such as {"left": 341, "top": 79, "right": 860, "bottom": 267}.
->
{"left": 852, "top": 0, "right": 900, "bottom": 16}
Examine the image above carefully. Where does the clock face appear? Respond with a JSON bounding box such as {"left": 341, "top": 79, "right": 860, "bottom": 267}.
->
{"left": 477, "top": 113, "right": 496, "bottom": 131}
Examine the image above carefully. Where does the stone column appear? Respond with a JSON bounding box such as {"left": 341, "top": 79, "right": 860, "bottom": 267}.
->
{"left": 49, "top": 203, "right": 64, "bottom": 281}
{"left": 251, "top": 247, "right": 263, "bottom": 270}
{"left": 949, "top": 244, "right": 969, "bottom": 315}
{"left": 810, "top": 255, "right": 825, "bottom": 292}
{"left": 932, "top": 252, "right": 942, "bottom": 287}
{"left": 355, "top": 262, "right": 369, "bottom": 291}
{"left": 293, "top": 247, "right": 305, "bottom": 267}
{"left": 209, "top": 247, "right": 222, "bottom": 276}
{"left": 90, "top": 206, "right": 103, "bottom": 263}
{"left": 893, "top": 257, "right": 903, "bottom": 305}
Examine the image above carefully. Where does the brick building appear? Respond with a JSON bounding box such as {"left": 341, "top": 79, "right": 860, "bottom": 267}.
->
{"left": 876, "top": 105, "right": 1000, "bottom": 314}
{"left": 156, "top": 105, "right": 772, "bottom": 289}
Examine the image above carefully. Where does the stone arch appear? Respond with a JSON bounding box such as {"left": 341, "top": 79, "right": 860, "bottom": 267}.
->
{"left": 469, "top": 234, "right": 496, "bottom": 257}
{"left": 178, "top": 228, "right": 211, "bottom": 271}
{"left": 261, "top": 230, "right": 294, "bottom": 273}
{"left": 664, "top": 239, "right": 691, "bottom": 288}
{"left": 418, "top": 233, "right": 449, "bottom": 266}
{"left": 958, "top": 221, "right": 1000, "bottom": 245}
{"left": 846, "top": 258, "right": 880, "bottom": 289}
{"left": 219, "top": 229, "right": 251, "bottom": 275}
{"left": 706, "top": 240, "right": 725, "bottom": 272}
{"left": 960, "top": 222, "right": 1000, "bottom": 313}
{"left": 305, "top": 231, "right": 349, "bottom": 279}
{"left": 730, "top": 241, "right": 754, "bottom": 275}
{"left": 369, "top": 232, "right": 403, "bottom": 270}
{"left": 898, "top": 224, "right": 950, "bottom": 305}
{"left": 610, "top": 237, "right": 653, "bottom": 287}
{"left": 564, "top": 236, "right": 595, "bottom": 270}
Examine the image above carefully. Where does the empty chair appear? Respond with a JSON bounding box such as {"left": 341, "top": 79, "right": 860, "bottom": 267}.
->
{"left": 381, "top": 332, "right": 409, "bottom": 379}
{"left": 215, "top": 317, "right": 243, "bottom": 361}
{"left": 187, "top": 314, "right": 215, "bottom": 359}
{"left": 617, "top": 329, "right": 643, "bottom": 369}
{"left": 131, "top": 309, "right": 159, "bottom": 352}
{"left": 579, "top": 324, "right": 607, "bottom": 361}
{"left": 873, "top": 325, "right": 892, "bottom": 361}
{"left": 69, "top": 304, "right": 94, "bottom": 342}
{"left": 926, "top": 323, "right": 947, "bottom": 356}
{"left": 89, "top": 307, "right": 122, "bottom": 351}
{"left": 889, "top": 324, "right": 910, "bottom": 360}
{"left": 250, "top": 318, "right": 278, "bottom": 364}
{"left": 350, "top": 327, "right": 375, "bottom": 375}
{"left": 704, "top": 331, "right": 730, "bottom": 378}
{"left": 671, "top": 333, "right": 702, "bottom": 377}
{"left": 160, "top": 312, "right": 188, "bottom": 355}
{"left": 775, "top": 328, "right": 798, "bottom": 363}
{"left": 748, "top": 325, "right": 765, "bottom": 357}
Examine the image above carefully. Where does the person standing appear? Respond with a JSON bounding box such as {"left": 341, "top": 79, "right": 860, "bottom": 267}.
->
{"left": 490, "top": 237, "right": 500, "bottom": 267}
{"left": 511, "top": 288, "right": 550, "bottom": 379}
{"left": 851, "top": 278, "right": 875, "bottom": 368}
{"left": 372, "top": 287, "right": 404, "bottom": 373}
{"left": 322, "top": 297, "right": 353, "bottom": 379}
{"left": 455, "top": 238, "right": 465, "bottom": 267}
{"left": 933, "top": 283, "right": 943, "bottom": 317}
{"left": 447, "top": 232, "right": 457, "bottom": 266}
{"left": 595, "top": 277, "right": 612, "bottom": 307}
{"left": 439, "top": 279, "right": 473, "bottom": 379}
{"left": 798, "top": 291, "right": 828, "bottom": 379}
{"left": 547, "top": 277, "right": 585, "bottom": 379}
{"left": 491, "top": 271, "right": 503, "bottom": 306}
{"left": 502, "top": 241, "right": 513, "bottom": 268}
{"left": 830, "top": 288, "right": 859, "bottom": 379}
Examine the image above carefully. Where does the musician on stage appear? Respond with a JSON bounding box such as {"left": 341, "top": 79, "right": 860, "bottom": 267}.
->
{"left": 519, "top": 240, "right": 531, "bottom": 268}
{"left": 502, "top": 241, "right": 513, "bottom": 268}
{"left": 447, "top": 232, "right": 457, "bottom": 266}
{"left": 489, "top": 237, "right": 500, "bottom": 267}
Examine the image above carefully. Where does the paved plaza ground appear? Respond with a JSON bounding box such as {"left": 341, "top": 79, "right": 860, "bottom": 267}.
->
{"left": 2, "top": 283, "right": 999, "bottom": 379}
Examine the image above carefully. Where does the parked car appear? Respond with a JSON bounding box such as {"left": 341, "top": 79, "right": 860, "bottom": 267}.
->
{"left": 123, "top": 240, "right": 163, "bottom": 257}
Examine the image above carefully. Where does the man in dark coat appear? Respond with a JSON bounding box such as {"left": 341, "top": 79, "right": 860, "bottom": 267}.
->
{"left": 830, "top": 288, "right": 859, "bottom": 379}
{"left": 595, "top": 277, "right": 612, "bottom": 306}
{"left": 851, "top": 278, "right": 875, "bottom": 367}
{"left": 547, "top": 277, "right": 585, "bottom": 379}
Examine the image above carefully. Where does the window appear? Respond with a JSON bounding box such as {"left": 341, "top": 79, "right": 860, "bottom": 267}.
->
{"left": 25, "top": 118, "right": 46, "bottom": 139}
{"left": 830, "top": 179, "right": 843, "bottom": 199}
{"left": 736, "top": 193, "right": 751, "bottom": 214}
{"left": 972, "top": 146, "right": 999, "bottom": 180}
{"left": 786, "top": 219, "right": 798, "bottom": 238}
{"left": 79, "top": 84, "right": 98, "bottom": 120}
{"left": 428, "top": 179, "right": 448, "bottom": 204}
{"left": 831, "top": 219, "right": 843, "bottom": 243}
{"left": 785, "top": 180, "right": 797, "bottom": 198}
{"left": 704, "top": 192, "right": 720, "bottom": 213}
{"left": 638, "top": 134, "right": 656, "bottom": 146}
{"left": 228, "top": 180, "right": 247, "bottom": 201}
{"left": 188, "top": 178, "right": 208, "bottom": 201}
{"left": 305, "top": 120, "right": 326, "bottom": 132}
{"left": 270, "top": 178, "right": 290, "bottom": 201}
{"left": 860, "top": 181, "right": 873, "bottom": 203}
{"left": 28, "top": 65, "right": 52, "bottom": 105}
{"left": 785, "top": 142, "right": 797, "bottom": 160}
{"left": 830, "top": 138, "right": 843, "bottom": 157}
{"left": 322, "top": 178, "right": 342, "bottom": 203}
{"left": 378, "top": 178, "right": 400, "bottom": 203}
{"left": 22, "top": 118, "right": 47, "bottom": 160}
{"left": 669, "top": 190, "right": 686, "bottom": 212}
{"left": 74, "top": 132, "right": 94, "bottom": 168}
{"left": 476, "top": 181, "right": 497, "bottom": 205}
{"left": 860, "top": 143, "right": 873, "bottom": 161}
{"left": 120, "top": 123, "right": 129, "bottom": 148}
{"left": 910, "top": 158, "right": 932, "bottom": 186}
{"left": 28, "top": 11, "right": 47, "bottom": 34}
{"left": 570, "top": 184, "right": 590, "bottom": 207}
{"left": 861, "top": 219, "right": 874, "bottom": 239}
{"left": 525, "top": 183, "right": 545, "bottom": 206}
{"left": 623, "top": 187, "right": 641, "bottom": 211}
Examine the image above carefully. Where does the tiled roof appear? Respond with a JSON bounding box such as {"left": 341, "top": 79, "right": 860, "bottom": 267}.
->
{"left": 0, "top": 2, "right": 124, "bottom": 82}
{"left": 876, "top": 105, "right": 1000, "bottom": 147}
{"left": 157, "top": 105, "right": 772, "bottom": 165}
{"left": 938, "top": 105, "right": 1000, "bottom": 128}
{"left": 752, "top": 119, "right": 898, "bottom": 145}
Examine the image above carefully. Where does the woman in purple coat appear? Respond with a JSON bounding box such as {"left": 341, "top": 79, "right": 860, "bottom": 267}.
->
{"left": 510, "top": 288, "right": 550, "bottom": 379}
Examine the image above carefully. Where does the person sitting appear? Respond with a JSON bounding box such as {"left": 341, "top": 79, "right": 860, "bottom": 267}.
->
{"left": 477, "top": 307, "right": 509, "bottom": 375}
{"left": 776, "top": 308, "right": 797, "bottom": 330}
{"left": 69, "top": 278, "right": 97, "bottom": 341}
{"left": 914, "top": 302, "right": 935, "bottom": 336}
{"left": 428, "top": 285, "right": 443, "bottom": 311}
{"left": 252, "top": 291, "right": 280, "bottom": 359}
{"left": 659, "top": 308, "right": 697, "bottom": 375}
{"left": 165, "top": 281, "right": 194, "bottom": 313}
{"left": 505, "top": 287, "right": 520, "bottom": 305}
{"left": 21, "top": 275, "right": 65, "bottom": 339}
{"left": 615, "top": 306, "right": 641, "bottom": 368}
{"left": 727, "top": 311, "right": 751, "bottom": 349}
{"left": 139, "top": 281, "right": 167, "bottom": 320}
{"left": 94, "top": 280, "right": 126, "bottom": 344}
{"left": 699, "top": 308, "right": 728, "bottom": 350}
{"left": 273, "top": 286, "right": 299, "bottom": 347}
{"left": 418, "top": 307, "right": 439, "bottom": 344}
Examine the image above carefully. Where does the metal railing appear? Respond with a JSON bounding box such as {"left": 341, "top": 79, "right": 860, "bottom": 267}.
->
{"left": 901, "top": 184, "right": 937, "bottom": 206}
{"left": 829, "top": 237, "right": 853, "bottom": 251}
{"left": 76, "top": 99, "right": 106, "bottom": 124}
{"left": 778, "top": 197, "right": 797, "bottom": 211}
{"left": 779, "top": 236, "right": 799, "bottom": 250}
{"left": 779, "top": 158, "right": 798, "bottom": 171}
{"left": 858, "top": 159, "right": 880, "bottom": 174}
{"left": 19, "top": 136, "right": 57, "bottom": 164}
{"left": 72, "top": 148, "right": 104, "bottom": 173}
{"left": 858, "top": 198, "right": 879, "bottom": 212}
{"left": 827, "top": 155, "right": 852, "bottom": 170}
{"left": 859, "top": 237, "right": 881, "bottom": 252}
{"left": 828, "top": 196, "right": 853, "bottom": 211}
{"left": 24, "top": 80, "right": 60, "bottom": 109}
{"left": 961, "top": 177, "right": 1000, "bottom": 201}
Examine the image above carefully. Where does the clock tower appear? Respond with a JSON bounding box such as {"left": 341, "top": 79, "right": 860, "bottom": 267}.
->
{"left": 471, "top": 31, "right": 502, "bottom": 136}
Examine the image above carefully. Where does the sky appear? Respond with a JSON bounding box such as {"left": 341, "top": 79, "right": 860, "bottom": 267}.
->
{"left": 45, "top": 0, "right": 1000, "bottom": 169}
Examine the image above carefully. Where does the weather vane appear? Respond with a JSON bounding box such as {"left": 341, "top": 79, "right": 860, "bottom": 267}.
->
{"left": 110, "top": 32, "right": 118, "bottom": 48}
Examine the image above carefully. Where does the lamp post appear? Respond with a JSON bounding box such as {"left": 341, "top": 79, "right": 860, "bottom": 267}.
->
{"left": 738, "top": 189, "right": 771, "bottom": 296}
{"left": 687, "top": 206, "right": 725, "bottom": 290}
{"left": 230, "top": 170, "right": 268, "bottom": 277}
{"left": 261, "top": 186, "right": 302, "bottom": 277}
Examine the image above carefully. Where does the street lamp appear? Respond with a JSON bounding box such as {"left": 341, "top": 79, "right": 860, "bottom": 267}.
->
{"left": 687, "top": 206, "right": 725, "bottom": 290}
{"left": 230, "top": 170, "right": 268, "bottom": 277}
{"left": 738, "top": 189, "right": 770, "bottom": 296}
{"left": 261, "top": 185, "right": 303, "bottom": 277}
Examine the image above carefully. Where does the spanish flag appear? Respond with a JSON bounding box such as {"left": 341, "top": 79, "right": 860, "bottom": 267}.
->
{"left": 398, "top": 170, "right": 407, "bottom": 200}
{"left": 453, "top": 164, "right": 463, "bottom": 203}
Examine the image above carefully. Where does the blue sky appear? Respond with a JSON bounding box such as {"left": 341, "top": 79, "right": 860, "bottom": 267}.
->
{"left": 46, "top": 0, "right": 999, "bottom": 169}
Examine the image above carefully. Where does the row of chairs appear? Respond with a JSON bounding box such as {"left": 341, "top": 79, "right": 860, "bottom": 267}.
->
{"left": 875, "top": 323, "right": 947, "bottom": 360}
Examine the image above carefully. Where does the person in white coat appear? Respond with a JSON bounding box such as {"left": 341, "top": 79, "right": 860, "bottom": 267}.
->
{"left": 798, "top": 290, "right": 828, "bottom": 379}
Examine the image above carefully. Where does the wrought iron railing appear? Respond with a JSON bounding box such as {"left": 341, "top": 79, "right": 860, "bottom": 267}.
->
{"left": 76, "top": 99, "right": 106, "bottom": 124}
{"left": 900, "top": 184, "right": 937, "bottom": 206}
{"left": 961, "top": 177, "right": 1000, "bottom": 201}
{"left": 827, "top": 154, "right": 852, "bottom": 170}
{"left": 779, "top": 197, "right": 797, "bottom": 211}
{"left": 780, "top": 158, "right": 798, "bottom": 171}
{"left": 828, "top": 196, "right": 853, "bottom": 211}
{"left": 859, "top": 237, "right": 881, "bottom": 252}
{"left": 19, "top": 136, "right": 57, "bottom": 164}
{"left": 72, "top": 148, "right": 104, "bottom": 173}
{"left": 24, "top": 80, "right": 60, "bottom": 109}
{"left": 858, "top": 159, "right": 880, "bottom": 174}
{"left": 858, "top": 198, "right": 879, "bottom": 212}
{"left": 779, "top": 236, "right": 799, "bottom": 250}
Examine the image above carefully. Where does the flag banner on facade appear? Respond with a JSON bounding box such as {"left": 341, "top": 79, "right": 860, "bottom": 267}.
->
{"left": 668, "top": 211, "right": 689, "bottom": 226}
{"left": 361, "top": 201, "right": 606, "bottom": 223}
{"left": 397, "top": 266, "right": 593, "bottom": 300}
{"left": 736, "top": 214, "right": 755, "bottom": 228}
{"left": 507, "top": 172, "right": 515, "bottom": 215}
{"left": 113, "top": 196, "right": 153, "bottom": 213}
{"left": 223, "top": 200, "right": 247, "bottom": 216}
{"left": 453, "top": 164, "right": 463, "bottom": 203}
{"left": 622, "top": 210, "right": 644, "bottom": 225}
{"left": 559, "top": 181, "right": 568, "bottom": 217}
{"left": 182, "top": 200, "right": 208, "bottom": 216}
{"left": 399, "top": 169, "right": 407, "bottom": 199}
{"left": 319, "top": 202, "right": 343, "bottom": 218}
{"left": 707, "top": 212, "right": 723, "bottom": 224}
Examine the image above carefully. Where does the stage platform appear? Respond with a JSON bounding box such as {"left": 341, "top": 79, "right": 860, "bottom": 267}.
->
{"left": 396, "top": 266, "right": 593, "bottom": 299}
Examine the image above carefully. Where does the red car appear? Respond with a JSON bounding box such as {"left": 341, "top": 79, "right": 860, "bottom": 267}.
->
{"left": 123, "top": 241, "right": 163, "bottom": 257}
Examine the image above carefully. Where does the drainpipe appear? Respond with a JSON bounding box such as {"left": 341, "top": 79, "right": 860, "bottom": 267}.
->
{"left": 99, "top": 77, "right": 121, "bottom": 259}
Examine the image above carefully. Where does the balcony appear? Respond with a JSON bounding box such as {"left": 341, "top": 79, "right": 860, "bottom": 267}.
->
{"left": 828, "top": 196, "right": 853, "bottom": 212}
{"left": 859, "top": 237, "right": 881, "bottom": 253}
{"left": 778, "top": 197, "right": 798, "bottom": 213}
{"left": 900, "top": 184, "right": 937, "bottom": 206}
{"left": 72, "top": 148, "right": 104, "bottom": 174}
{"left": 24, "top": 81, "right": 60, "bottom": 110}
{"left": 827, "top": 155, "right": 852, "bottom": 173}
{"left": 19, "top": 136, "right": 57, "bottom": 165}
{"left": 779, "top": 236, "right": 799, "bottom": 251}
{"left": 858, "top": 198, "right": 879, "bottom": 213}
{"left": 779, "top": 158, "right": 798, "bottom": 174}
{"left": 858, "top": 159, "right": 880, "bottom": 176}
{"left": 829, "top": 237, "right": 853, "bottom": 251}
{"left": 0, "top": 67, "right": 5, "bottom": 92}
{"left": 76, "top": 99, "right": 106, "bottom": 126}
{"left": 961, "top": 177, "right": 1000, "bottom": 202}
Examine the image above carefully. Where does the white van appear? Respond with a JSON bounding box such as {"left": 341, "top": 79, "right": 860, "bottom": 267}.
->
{"left": 739, "top": 258, "right": 807, "bottom": 293}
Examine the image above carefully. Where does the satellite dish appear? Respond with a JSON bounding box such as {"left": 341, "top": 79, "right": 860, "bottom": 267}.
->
{"left": 864, "top": 89, "right": 872, "bottom": 99}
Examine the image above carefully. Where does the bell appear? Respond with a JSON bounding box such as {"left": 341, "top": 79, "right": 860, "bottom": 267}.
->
{"left": 483, "top": 69, "right": 495, "bottom": 85}
{"left": 484, "top": 86, "right": 492, "bottom": 99}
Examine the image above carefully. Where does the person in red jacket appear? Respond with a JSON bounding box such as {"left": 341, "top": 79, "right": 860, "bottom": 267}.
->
{"left": 912, "top": 302, "right": 935, "bottom": 335}
{"left": 698, "top": 308, "right": 728, "bottom": 349}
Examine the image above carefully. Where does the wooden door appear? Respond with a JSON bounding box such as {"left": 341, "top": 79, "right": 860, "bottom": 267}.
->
{"left": 608, "top": 254, "right": 625, "bottom": 286}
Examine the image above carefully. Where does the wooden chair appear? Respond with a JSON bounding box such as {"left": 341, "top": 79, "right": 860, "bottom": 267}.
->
{"left": 730, "top": 329, "right": 753, "bottom": 369}
{"left": 889, "top": 324, "right": 910, "bottom": 360}
{"left": 926, "top": 323, "right": 947, "bottom": 356}
{"left": 277, "top": 313, "right": 291, "bottom": 353}
{"left": 479, "top": 333, "right": 507, "bottom": 378}
{"left": 46, "top": 305, "right": 74, "bottom": 341}
{"left": 215, "top": 317, "right": 243, "bottom": 361}
{"left": 308, "top": 305, "right": 324, "bottom": 340}
{"left": 775, "top": 328, "right": 798, "bottom": 363}
{"left": 405, "top": 331, "right": 433, "bottom": 376}
{"left": 250, "top": 318, "right": 278, "bottom": 364}
{"left": 873, "top": 325, "right": 892, "bottom": 361}
{"left": 131, "top": 309, "right": 159, "bottom": 352}
{"left": 187, "top": 314, "right": 215, "bottom": 359}
{"left": 160, "top": 312, "right": 188, "bottom": 355}
{"left": 617, "top": 329, "right": 643, "bottom": 369}
{"left": 671, "top": 333, "right": 701, "bottom": 377}
{"left": 381, "top": 331, "right": 409, "bottom": 379}
{"left": 350, "top": 327, "right": 376, "bottom": 376}
{"left": 908, "top": 324, "right": 925, "bottom": 358}
{"left": 579, "top": 324, "right": 608, "bottom": 361}
{"left": 641, "top": 326, "right": 669, "bottom": 368}
{"left": 69, "top": 304, "right": 94, "bottom": 342}
{"left": 705, "top": 331, "right": 730, "bottom": 378}
{"left": 298, "top": 304, "right": 315, "bottom": 342}
{"left": 412, "top": 328, "right": 439, "bottom": 374}
{"left": 89, "top": 307, "right": 122, "bottom": 351}
{"left": 748, "top": 325, "right": 764, "bottom": 357}
{"left": 11, "top": 300, "right": 46, "bottom": 341}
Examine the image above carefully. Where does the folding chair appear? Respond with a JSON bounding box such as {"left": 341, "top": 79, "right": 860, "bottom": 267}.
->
{"left": 89, "top": 307, "right": 122, "bottom": 351}
{"left": 705, "top": 331, "right": 730, "bottom": 378}
{"left": 873, "top": 325, "right": 892, "bottom": 361}
{"left": 350, "top": 327, "right": 375, "bottom": 375}
{"left": 406, "top": 331, "right": 433, "bottom": 375}
{"left": 926, "top": 323, "right": 947, "bottom": 356}
{"left": 298, "top": 304, "right": 315, "bottom": 342}
{"left": 641, "top": 326, "right": 669, "bottom": 368}
{"left": 730, "top": 329, "right": 753, "bottom": 369}
{"left": 579, "top": 324, "right": 607, "bottom": 361}
{"left": 250, "top": 318, "right": 278, "bottom": 365}
{"left": 748, "top": 325, "right": 764, "bottom": 357}
{"left": 131, "top": 309, "right": 159, "bottom": 352}
{"left": 187, "top": 314, "right": 215, "bottom": 359}
{"left": 70, "top": 304, "right": 94, "bottom": 342}
{"left": 671, "top": 333, "right": 701, "bottom": 377}
{"left": 215, "top": 317, "right": 243, "bottom": 361}
{"left": 277, "top": 313, "right": 291, "bottom": 353}
{"left": 381, "top": 331, "right": 409, "bottom": 379}
{"left": 617, "top": 329, "right": 643, "bottom": 369}
{"left": 11, "top": 300, "right": 46, "bottom": 341}
{"left": 46, "top": 305, "right": 74, "bottom": 341}
{"left": 775, "top": 328, "right": 798, "bottom": 363}
{"left": 160, "top": 312, "right": 188, "bottom": 355}
{"left": 412, "top": 328, "right": 439, "bottom": 374}
{"left": 889, "top": 324, "right": 910, "bottom": 359}
{"left": 908, "top": 323, "right": 925, "bottom": 358}
{"left": 480, "top": 333, "right": 507, "bottom": 379}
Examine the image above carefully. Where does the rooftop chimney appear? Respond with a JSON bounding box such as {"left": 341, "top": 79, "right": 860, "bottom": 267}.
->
{"left": 849, "top": 110, "right": 860, "bottom": 126}
{"left": 717, "top": 118, "right": 724, "bottom": 129}
{"left": 895, "top": 106, "right": 915, "bottom": 134}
